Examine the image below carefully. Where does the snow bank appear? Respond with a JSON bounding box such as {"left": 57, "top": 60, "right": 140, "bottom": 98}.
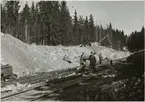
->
{"left": 1, "top": 32, "right": 130, "bottom": 77}
{"left": 1, "top": 33, "right": 92, "bottom": 77}
{"left": 91, "top": 42, "right": 99, "bottom": 46}
{"left": 1, "top": 32, "right": 5, "bottom": 36}
{"left": 91, "top": 44, "right": 130, "bottom": 60}
{"left": 1, "top": 82, "right": 32, "bottom": 93}
{"left": 1, "top": 55, "right": 8, "bottom": 65}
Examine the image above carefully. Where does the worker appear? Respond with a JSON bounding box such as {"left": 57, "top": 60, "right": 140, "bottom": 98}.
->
{"left": 76, "top": 52, "right": 86, "bottom": 75}
{"left": 99, "top": 53, "right": 102, "bottom": 64}
{"left": 89, "top": 52, "right": 93, "bottom": 59}
{"left": 80, "top": 52, "right": 85, "bottom": 65}
{"left": 1, "top": 73, "right": 5, "bottom": 82}
{"left": 89, "top": 52, "right": 97, "bottom": 73}
{"left": 110, "top": 59, "right": 113, "bottom": 65}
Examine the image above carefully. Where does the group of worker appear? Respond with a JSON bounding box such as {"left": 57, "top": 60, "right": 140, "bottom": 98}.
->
{"left": 75, "top": 51, "right": 103, "bottom": 75}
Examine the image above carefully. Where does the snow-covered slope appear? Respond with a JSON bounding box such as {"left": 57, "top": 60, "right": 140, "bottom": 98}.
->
{"left": 91, "top": 45, "right": 130, "bottom": 60}
{"left": 1, "top": 32, "right": 130, "bottom": 77}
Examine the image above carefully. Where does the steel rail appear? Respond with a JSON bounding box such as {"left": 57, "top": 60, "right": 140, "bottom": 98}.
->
{"left": 31, "top": 75, "right": 93, "bottom": 101}
{"left": 1, "top": 74, "right": 81, "bottom": 100}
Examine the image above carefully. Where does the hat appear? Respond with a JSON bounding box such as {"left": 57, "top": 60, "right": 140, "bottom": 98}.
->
{"left": 82, "top": 52, "right": 85, "bottom": 55}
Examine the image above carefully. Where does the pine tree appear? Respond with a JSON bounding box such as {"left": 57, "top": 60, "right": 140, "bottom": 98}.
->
{"left": 95, "top": 25, "right": 100, "bottom": 42}
{"left": 127, "top": 27, "right": 144, "bottom": 52}
{"left": 78, "top": 16, "right": 85, "bottom": 44}
{"left": 99, "top": 25, "right": 103, "bottom": 45}
{"left": 29, "top": 1, "right": 37, "bottom": 43}
{"left": 60, "top": 1, "right": 73, "bottom": 45}
{"left": 89, "top": 14, "right": 96, "bottom": 42}
{"left": 1, "top": 4, "right": 7, "bottom": 33}
{"left": 38, "top": 1, "right": 51, "bottom": 45}
{"left": 35, "top": 2, "right": 41, "bottom": 45}
{"left": 108, "top": 23, "right": 113, "bottom": 47}
{"left": 50, "top": 1, "right": 60, "bottom": 45}
{"left": 20, "top": 2, "right": 30, "bottom": 43}
{"left": 112, "top": 29, "right": 116, "bottom": 49}
{"left": 13, "top": 1, "right": 20, "bottom": 38}
{"left": 45, "top": 1, "right": 53, "bottom": 45}
{"left": 84, "top": 16, "right": 89, "bottom": 45}
{"left": 4, "top": 1, "right": 20, "bottom": 36}
{"left": 73, "top": 10, "right": 79, "bottom": 45}
{"left": 121, "top": 30, "right": 125, "bottom": 49}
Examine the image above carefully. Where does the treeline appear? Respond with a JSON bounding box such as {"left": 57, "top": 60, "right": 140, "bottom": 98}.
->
{"left": 96, "top": 24, "right": 127, "bottom": 50}
{"left": 1, "top": 1, "right": 127, "bottom": 50}
{"left": 127, "top": 27, "right": 144, "bottom": 52}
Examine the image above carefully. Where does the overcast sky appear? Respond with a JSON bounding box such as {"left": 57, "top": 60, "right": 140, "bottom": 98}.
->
{"left": 2, "top": 0, "right": 144, "bottom": 35}
{"left": 67, "top": 1, "right": 144, "bottom": 35}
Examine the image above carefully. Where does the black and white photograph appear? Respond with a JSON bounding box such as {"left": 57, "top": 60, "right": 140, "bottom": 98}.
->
{"left": 1, "top": 0, "right": 144, "bottom": 101}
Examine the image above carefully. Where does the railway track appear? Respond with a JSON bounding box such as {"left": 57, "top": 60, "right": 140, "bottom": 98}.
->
{"left": 1, "top": 66, "right": 79, "bottom": 87}
{"left": 1, "top": 73, "right": 94, "bottom": 101}
{"left": 31, "top": 75, "right": 94, "bottom": 101}
{"left": 1, "top": 57, "right": 126, "bottom": 101}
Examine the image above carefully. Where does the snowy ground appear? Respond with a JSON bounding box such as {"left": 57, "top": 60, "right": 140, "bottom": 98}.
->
{"left": 1, "top": 32, "right": 130, "bottom": 78}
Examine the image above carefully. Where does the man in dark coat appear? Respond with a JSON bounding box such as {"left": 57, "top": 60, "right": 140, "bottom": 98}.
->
{"left": 99, "top": 53, "right": 102, "bottom": 64}
{"left": 89, "top": 52, "right": 97, "bottom": 73}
